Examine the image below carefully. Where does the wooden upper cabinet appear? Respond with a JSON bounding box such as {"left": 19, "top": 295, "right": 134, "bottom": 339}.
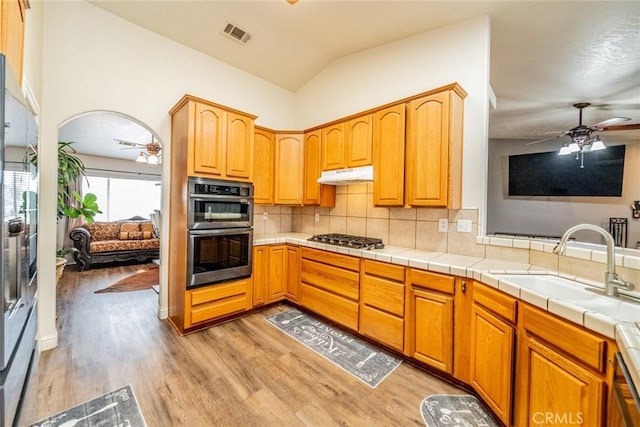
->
{"left": 1, "top": 0, "right": 26, "bottom": 85}
{"left": 225, "top": 112, "right": 253, "bottom": 180}
{"left": 405, "top": 86, "right": 465, "bottom": 208}
{"left": 373, "top": 104, "right": 405, "bottom": 206}
{"left": 321, "top": 123, "right": 345, "bottom": 171}
{"left": 174, "top": 97, "right": 255, "bottom": 182}
{"left": 253, "top": 128, "right": 275, "bottom": 204}
{"left": 345, "top": 114, "right": 373, "bottom": 167}
{"left": 274, "top": 133, "right": 303, "bottom": 205}
{"left": 193, "top": 102, "right": 226, "bottom": 177}
{"left": 303, "top": 130, "right": 336, "bottom": 207}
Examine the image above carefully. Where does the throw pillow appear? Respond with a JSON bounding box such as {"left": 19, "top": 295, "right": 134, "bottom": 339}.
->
{"left": 120, "top": 222, "right": 139, "bottom": 234}
{"left": 140, "top": 222, "right": 156, "bottom": 238}
{"left": 119, "top": 231, "right": 129, "bottom": 240}
{"left": 129, "top": 231, "right": 143, "bottom": 240}
{"left": 142, "top": 231, "right": 152, "bottom": 239}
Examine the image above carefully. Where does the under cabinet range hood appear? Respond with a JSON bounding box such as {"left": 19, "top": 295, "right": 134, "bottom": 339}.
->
{"left": 317, "top": 165, "right": 374, "bottom": 185}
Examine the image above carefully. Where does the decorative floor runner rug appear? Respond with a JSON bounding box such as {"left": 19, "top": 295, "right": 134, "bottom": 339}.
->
{"left": 28, "top": 384, "right": 147, "bottom": 427}
{"left": 266, "top": 308, "right": 402, "bottom": 388}
{"left": 95, "top": 265, "right": 159, "bottom": 294}
{"left": 421, "top": 394, "right": 499, "bottom": 427}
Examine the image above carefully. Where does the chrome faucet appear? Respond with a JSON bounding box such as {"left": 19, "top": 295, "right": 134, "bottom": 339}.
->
{"left": 553, "top": 224, "right": 635, "bottom": 297}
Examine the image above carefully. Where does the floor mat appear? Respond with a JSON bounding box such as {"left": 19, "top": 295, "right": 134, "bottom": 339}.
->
{"left": 266, "top": 308, "right": 401, "bottom": 388}
{"left": 95, "top": 266, "right": 158, "bottom": 293}
{"left": 27, "top": 384, "right": 146, "bottom": 427}
{"left": 421, "top": 394, "right": 499, "bottom": 427}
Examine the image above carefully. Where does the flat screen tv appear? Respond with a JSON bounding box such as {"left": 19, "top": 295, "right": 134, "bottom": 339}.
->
{"left": 508, "top": 145, "right": 625, "bottom": 197}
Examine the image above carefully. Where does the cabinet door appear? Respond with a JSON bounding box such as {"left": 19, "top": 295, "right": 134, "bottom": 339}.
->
{"left": 321, "top": 123, "right": 345, "bottom": 171}
{"left": 253, "top": 128, "right": 275, "bottom": 204}
{"left": 274, "top": 133, "right": 303, "bottom": 205}
{"left": 406, "top": 92, "right": 449, "bottom": 207}
{"left": 268, "top": 245, "right": 286, "bottom": 302}
{"left": 303, "top": 130, "right": 335, "bottom": 206}
{"left": 470, "top": 304, "right": 515, "bottom": 425}
{"left": 515, "top": 336, "right": 605, "bottom": 427}
{"left": 373, "top": 104, "right": 405, "bottom": 206}
{"left": 345, "top": 114, "right": 372, "bottom": 167}
{"left": 193, "top": 102, "right": 226, "bottom": 176}
{"left": 411, "top": 287, "right": 454, "bottom": 373}
{"left": 285, "top": 245, "right": 300, "bottom": 301}
{"left": 252, "top": 246, "right": 268, "bottom": 307}
{"left": 226, "top": 112, "right": 253, "bottom": 180}
{"left": 1, "top": 0, "right": 26, "bottom": 85}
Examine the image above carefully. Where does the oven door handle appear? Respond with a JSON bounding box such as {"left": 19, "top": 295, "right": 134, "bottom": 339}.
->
{"left": 189, "top": 194, "right": 253, "bottom": 203}
{"left": 188, "top": 228, "right": 253, "bottom": 236}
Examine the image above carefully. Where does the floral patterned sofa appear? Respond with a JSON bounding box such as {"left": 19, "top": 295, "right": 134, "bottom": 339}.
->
{"left": 69, "top": 217, "right": 160, "bottom": 271}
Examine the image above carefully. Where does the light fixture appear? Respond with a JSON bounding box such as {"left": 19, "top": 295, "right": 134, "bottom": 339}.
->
{"left": 286, "top": 0, "right": 299, "bottom": 4}
{"left": 134, "top": 143, "right": 162, "bottom": 164}
{"left": 568, "top": 142, "right": 580, "bottom": 153}
{"left": 590, "top": 135, "right": 606, "bottom": 151}
{"left": 135, "top": 152, "right": 147, "bottom": 163}
{"left": 558, "top": 143, "right": 573, "bottom": 156}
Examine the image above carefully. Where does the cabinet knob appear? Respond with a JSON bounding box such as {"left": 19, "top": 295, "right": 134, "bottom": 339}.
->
{"left": 461, "top": 281, "right": 467, "bottom": 293}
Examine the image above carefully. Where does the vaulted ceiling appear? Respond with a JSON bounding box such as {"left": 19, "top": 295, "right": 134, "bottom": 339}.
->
{"left": 67, "top": 1, "right": 640, "bottom": 160}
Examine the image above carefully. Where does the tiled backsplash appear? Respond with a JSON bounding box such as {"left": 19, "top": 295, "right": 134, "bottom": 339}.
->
{"left": 289, "top": 183, "right": 484, "bottom": 257}
{"left": 255, "top": 182, "right": 640, "bottom": 284}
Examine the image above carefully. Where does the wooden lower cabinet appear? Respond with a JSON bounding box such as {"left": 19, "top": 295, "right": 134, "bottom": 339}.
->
{"left": 470, "top": 304, "right": 515, "bottom": 425}
{"left": 267, "top": 245, "right": 287, "bottom": 302}
{"left": 253, "top": 244, "right": 296, "bottom": 305}
{"left": 515, "top": 335, "right": 606, "bottom": 426}
{"left": 299, "top": 247, "right": 360, "bottom": 331}
{"left": 515, "top": 304, "right": 610, "bottom": 426}
{"left": 407, "top": 269, "right": 455, "bottom": 373}
{"left": 185, "top": 278, "right": 251, "bottom": 328}
{"left": 284, "top": 245, "right": 300, "bottom": 301}
{"left": 252, "top": 245, "right": 268, "bottom": 306}
{"left": 359, "top": 259, "right": 406, "bottom": 352}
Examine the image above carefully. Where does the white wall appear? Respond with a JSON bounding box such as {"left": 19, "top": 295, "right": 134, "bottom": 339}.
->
{"left": 487, "top": 138, "right": 640, "bottom": 247}
{"left": 296, "top": 16, "right": 492, "bottom": 213}
{"left": 38, "top": 1, "right": 296, "bottom": 350}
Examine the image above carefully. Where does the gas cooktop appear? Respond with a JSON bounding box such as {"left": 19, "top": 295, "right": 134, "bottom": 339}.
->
{"left": 308, "top": 233, "right": 385, "bottom": 250}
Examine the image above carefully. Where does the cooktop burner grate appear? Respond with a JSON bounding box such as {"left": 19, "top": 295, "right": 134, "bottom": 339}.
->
{"left": 308, "top": 233, "right": 385, "bottom": 250}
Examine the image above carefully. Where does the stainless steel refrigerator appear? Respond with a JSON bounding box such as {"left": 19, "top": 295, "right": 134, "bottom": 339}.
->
{"left": 0, "top": 53, "right": 38, "bottom": 427}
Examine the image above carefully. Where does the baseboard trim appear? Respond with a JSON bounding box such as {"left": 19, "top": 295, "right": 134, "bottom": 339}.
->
{"left": 157, "top": 307, "right": 168, "bottom": 319}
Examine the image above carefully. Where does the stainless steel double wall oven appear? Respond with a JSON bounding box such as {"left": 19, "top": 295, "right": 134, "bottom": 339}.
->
{"left": 187, "top": 177, "right": 253, "bottom": 289}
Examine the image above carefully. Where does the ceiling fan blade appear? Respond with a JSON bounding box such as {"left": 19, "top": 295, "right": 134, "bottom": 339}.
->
{"left": 114, "top": 138, "right": 145, "bottom": 147}
{"left": 600, "top": 123, "right": 640, "bottom": 132}
{"left": 589, "top": 117, "right": 631, "bottom": 128}
{"left": 525, "top": 134, "right": 566, "bottom": 145}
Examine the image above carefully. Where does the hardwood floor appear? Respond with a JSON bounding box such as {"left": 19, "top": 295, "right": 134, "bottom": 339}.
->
{"left": 20, "top": 264, "right": 465, "bottom": 426}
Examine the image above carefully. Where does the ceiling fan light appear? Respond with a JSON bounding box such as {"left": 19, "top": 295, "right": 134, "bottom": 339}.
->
{"left": 568, "top": 142, "right": 581, "bottom": 153}
{"left": 590, "top": 136, "right": 606, "bottom": 151}
{"left": 147, "top": 154, "right": 159, "bottom": 165}
{"left": 135, "top": 152, "right": 147, "bottom": 163}
{"left": 558, "top": 144, "right": 572, "bottom": 156}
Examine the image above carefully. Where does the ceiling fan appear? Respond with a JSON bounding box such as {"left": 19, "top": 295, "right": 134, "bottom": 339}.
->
{"left": 115, "top": 136, "right": 162, "bottom": 165}
{"left": 526, "top": 103, "right": 640, "bottom": 150}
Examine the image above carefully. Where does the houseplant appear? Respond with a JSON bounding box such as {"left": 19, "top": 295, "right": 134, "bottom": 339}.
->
{"left": 28, "top": 141, "right": 102, "bottom": 282}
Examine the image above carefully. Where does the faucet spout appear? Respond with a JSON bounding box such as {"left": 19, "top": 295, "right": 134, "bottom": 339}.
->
{"left": 554, "top": 224, "right": 633, "bottom": 297}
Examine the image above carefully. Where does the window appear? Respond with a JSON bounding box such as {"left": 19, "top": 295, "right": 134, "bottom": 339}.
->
{"left": 82, "top": 176, "right": 161, "bottom": 221}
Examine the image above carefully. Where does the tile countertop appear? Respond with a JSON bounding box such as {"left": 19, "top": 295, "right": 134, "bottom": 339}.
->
{"left": 254, "top": 232, "right": 640, "bottom": 395}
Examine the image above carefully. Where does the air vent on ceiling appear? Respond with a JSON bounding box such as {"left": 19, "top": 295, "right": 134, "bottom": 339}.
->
{"left": 223, "top": 22, "right": 252, "bottom": 44}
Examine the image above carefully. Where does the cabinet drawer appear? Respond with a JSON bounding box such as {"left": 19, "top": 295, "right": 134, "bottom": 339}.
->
{"left": 300, "top": 284, "right": 359, "bottom": 331}
{"left": 301, "top": 247, "right": 360, "bottom": 271}
{"left": 473, "top": 282, "right": 517, "bottom": 323}
{"left": 189, "top": 279, "right": 249, "bottom": 306}
{"left": 360, "top": 305, "right": 404, "bottom": 352}
{"left": 410, "top": 268, "right": 455, "bottom": 294}
{"left": 301, "top": 258, "right": 359, "bottom": 300}
{"left": 189, "top": 294, "right": 248, "bottom": 325}
{"left": 362, "top": 275, "right": 404, "bottom": 316}
{"left": 521, "top": 304, "right": 607, "bottom": 373}
{"left": 363, "top": 259, "right": 405, "bottom": 282}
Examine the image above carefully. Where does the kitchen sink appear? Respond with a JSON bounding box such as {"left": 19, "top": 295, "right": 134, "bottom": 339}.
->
{"left": 494, "top": 274, "right": 600, "bottom": 301}
{"left": 493, "top": 274, "right": 640, "bottom": 323}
